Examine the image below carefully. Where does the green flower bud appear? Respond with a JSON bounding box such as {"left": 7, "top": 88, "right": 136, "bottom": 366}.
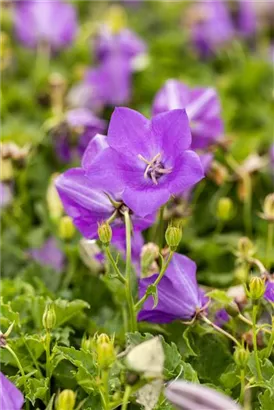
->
{"left": 165, "top": 225, "right": 182, "bottom": 250}
{"left": 141, "top": 243, "right": 159, "bottom": 276}
{"left": 55, "top": 389, "right": 76, "bottom": 410}
{"left": 260, "top": 193, "right": 274, "bottom": 222}
{"left": 81, "top": 334, "right": 93, "bottom": 352}
{"left": 234, "top": 347, "right": 250, "bottom": 368}
{"left": 96, "top": 333, "right": 115, "bottom": 369}
{"left": 47, "top": 173, "right": 63, "bottom": 221}
{"left": 98, "top": 222, "right": 112, "bottom": 245}
{"left": 248, "top": 277, "right": 265, "bottom": 300}
{"left": 216, "top": 197, "right": 233, "bottom": 221}
{"left": 234, "top": 265, "right": 248, "bottom": 283}
{"left": 42, "top": 303, "right": 56, "bottom": 331}
{"left": 225, "top": 301, "right": 239, "bottom": 318}
{"left": 237, "top": 237, "right": 255, "bottom": 259}
{"left": 58, "top": 216, "right": 75, "bottom": 240}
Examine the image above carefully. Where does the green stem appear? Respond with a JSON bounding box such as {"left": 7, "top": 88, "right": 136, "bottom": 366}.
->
{"left": 266, "top": 223, "right": 274, "bottom": 270}
{"left": 239, "top": 368, "right": 245, "bottom": 405}
{"left": 265, "top": 318, "right": 274, "bottom": 358}
{"left": 22, "top": 336, "right": 43, "bottom": 377}
{"left": 157, "top": 206, "right": 165, "bottom": 249}
{"left": 238, "top": 313, "right": 272, "bottom": 335}
{"left": 102, "top": 370, "right": 110, "bottom": 410}
{"left": 105, "top": 246, "right": 126, "bottom": 284}
{"left": 124, "top": 210, "right": 137, "bottom": 332}
{"left": 243, "top": 174, "right": 252, "bottom": 237}
{"left": 252, "top": 305, "right": 263, "bottom": 381}
{"left": 201, "top": 315, "right": 241, "bottom": 346}
{"left": 121, "top": 385, "right": 131, "bottom": 410}
{"left": 135, "top": 251, "right": 174, "bottom": 311}
{"left": 62, "top": 246, "right": 77, "bottom": 289}
{"left": 45, "top": 331, "right": 51, "bottom": 399}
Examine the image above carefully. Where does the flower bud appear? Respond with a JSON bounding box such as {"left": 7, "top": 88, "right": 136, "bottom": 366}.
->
{"left": 98, "top": 222, "right": 112, "bottom": 245}
{"left": 81, "top": 334, "right": 93, "bottom": 352}
{"left": 234, "top": 265, "right": 248, "bottom": 283}
{"left": 47, "top": 173, "right": 63, "bottom": 221}
{"left": 248, "top": 277, "right": 265, "bottom": 300}
{"left": 234, "top": 347, "right": 250, "bottom": 368}
{"left": 141, "top": 243, "right": 159, "bottom": 276}
{"left": 55, "top": 389, "right": 76, "bottom": 410}
{"left": 237, "top": 237, "right": 255, "bottom": 259}
{"left": 1, "top": 158, "right": 13, "bottom": 181}
{"left": 165, "top": 225, "right": 182, "bottom": 250}
{"left": 105, "top": 5, "right": 127, "bottom": 33}
{"left": 58, "top": 216, "right": 75, "bottom": 240}
{"left": 96, "top": 333, "right": 115, "bottom": 369}
{"left": 42, "top": 303, "right": 56, "bottom": 331}
{"left": 225, "top": 301, "right": 239, "bottom": 318}
{"left": 216, "top": 197, "right": 233, "bottom": 221}
{"left": 259, "top": 193, "right": 274, "bottom": 222}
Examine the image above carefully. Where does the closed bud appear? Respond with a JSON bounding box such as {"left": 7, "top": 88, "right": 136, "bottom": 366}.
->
{"left": 248, "top": 277, "right": 265, "bottom": 300}
{"left": 47, "top": 173, "right": 63, "bottom": 221}
{"left": 96, "top": 333, "right": 115, "bottom": 369}
{"left": 55, "top": 389, "right": 76, "bottom": 410}
{"left": 216, "top": 197, "right": 233, "bottom": 221}
{"left": 98, "top": 222, "right": 112, "bottom": 245}
{"left": 234, "top": 347, "right": 250, "bottom": 368}
{"left": 225, "top": 301, "right": 239, "bottom": 318}
{"left": 165, "top": 225, "right": 182, "bottom": 250}
{"left": 141, "top": 243, "right": 159, "bottom": 276}
{"left": 259, "top": 193, "right": 274, "bottom": 222}
{"left": 237, "top": 237, "right": 255, "bottom": 259}
{"left": 58, "top": 216, "right": 75, "bottom": 240}
{"left": 81, "top": 334, "right": 93, "bottom": 352}
{"left": 1, "top": 158, "right": 13, "bottom": 181}
{"left": 234, "top": 265, "right": 248, "bottom": 283}
{"left": 42, "top": 303, "right": 56, "bottom": 331}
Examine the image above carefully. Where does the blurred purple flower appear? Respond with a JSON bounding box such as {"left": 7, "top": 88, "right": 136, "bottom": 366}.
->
{"left": 0, "top": 372, "right": 24, "bottom": 410}
{"left": 95, "top": 26, "right": 146, "bottom": 64}
{"left": 56, "top": 137, "right": 155, "bottom": 239}
{"left": 138, "top": 253, "right": 206, "bottom": 323}
{"left": 152, "top": 80, "right": 224, "bottom": 150}
{"left": 264, "top": 280, "right": 274, "bottom": 303}
{"left": 14, "top": 0, "right": 78, "bottom": 51}
{"left": 214, "top": 308, "right": 230, "bottom": 327}
{"left": 28, "top": 237, "right": 64, "bottom": 272}
{"left": 270, "top": 144, "right": 274, "bottom": 170}
{"left": 53, "top": 108, "right": 106, "bottom": 162}
{"left": 235, "top": 0, "right": 257, "bottom": 37}
{"left": 87, "top": 107, "right": 204, "bottom": 217}
{"left": 0, "top": 182, "right": 13, "bottom": 209}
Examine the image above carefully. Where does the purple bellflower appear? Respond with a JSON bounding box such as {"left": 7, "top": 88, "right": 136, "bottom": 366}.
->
{"left": 138, "top": 253, "right": 207, "bottom": 323}
{"left": 0, "top": 182, "right": 13, "bottom": 209}
{"left": 214, "top": 308, "right": 230, "bottom": 327}
{"left": 56, "top": 135, "right": 155, "bottom": 239}
{"left": 264, "top": 280, "right": 274, "bottom": 303}
{"left": 87, "top": 107, "right": 204, "bottom": 217}
{"left": 53, "top": 108, "right": 106, "bottom": 162}
{"left": 0, "top": 372, "right": 24, "bottom": 410}
{"left": 152, "top": 80, "right": 224, "bottom": 150}
{"left": 28, "top": 237, "right": 65, "bottom": 273}
{"left": 14, "top": 0, "right": 78, "bottom": 51}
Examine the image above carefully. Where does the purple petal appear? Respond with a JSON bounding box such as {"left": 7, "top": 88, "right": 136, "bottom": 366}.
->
{"left": 264, "top": 281, "right": 274, "bottom": 303}
{"left": 81, "top": 134, "right": 109, "bottom": 170}
{"left": 28, "top": 237, "right": 64, "bottom": 272}
{"left": 0, "top": 372, "right": 24, "bottom": 410}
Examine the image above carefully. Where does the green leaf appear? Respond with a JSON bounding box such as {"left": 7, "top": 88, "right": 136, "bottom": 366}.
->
{"left": 25, "top": 377, "right": 49, "bottom": 405}
{"left": 259, "top": 389, "right": 274, "bottom": 410}
{"left": 220, "top": 363, "right": 240, "bottom": 389}
{"left": 0, "top": 298, "right": 21, "bottom": 330}
{"left": 53, "top": 346, "right": 96, "bottom": 375}
{"left": 181, "top": 362, "right": 199, "bottom": 383}
{"left": 54, "top": 299, "right": 90, "bottom": 327}
{"left": 206, "top": 289, "right": 233, "bottom": 304}
{"left": 146, "top": 284, "right": 158, "bottom": 308}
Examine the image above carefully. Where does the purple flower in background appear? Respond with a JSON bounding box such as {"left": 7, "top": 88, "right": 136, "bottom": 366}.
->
{"left": 87, "top": 107, "right": 204, "bottom": 217}
{"left": 188, "top": 1, "right": 234, "bottom": 58}
{"left": 235, "top": 0, "right": 257, "bottom": 37}
{"left": 53, "top": 108, "right": 106, "bottom": 162}
{"left": 264, "top": 281, "right": 274, "bottom": 303}
{"left": 214, "top": 309, "right": 230, "bottom": 327}
{"left": 56, "top": 137, "right": 155, "bottom": 239}
{"left": 28, "top": 237, "right": 65, "bottom": 272}
{"left": 95, "top": 26, "right": 146, "bottom": 64}
{"left": 0, "top": 372, "right": 24, "bottom": 410}
{"left": 14, "top": 0, "right": 78, "bottom": 51}
{"left": 152, "top": 80, "right": 224, "bottom": 150}
{"left": 113, "top": 229, "right": 144, "bottom": 272}
{"left": 270, "top": 144, "right": 274, "bottom": 170}
{"left": 0, "top": 182, "right": 13, "bottom": 209}
{"left": 138, "top": 253, "right": 206, "bottom": 323}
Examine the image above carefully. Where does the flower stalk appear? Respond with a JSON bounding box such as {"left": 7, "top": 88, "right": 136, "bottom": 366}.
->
{"left": 201, "top": 315, "right": 241, "bottom": 347}
{"left": 251, "top": 304, "right": 263, "bottom": 382}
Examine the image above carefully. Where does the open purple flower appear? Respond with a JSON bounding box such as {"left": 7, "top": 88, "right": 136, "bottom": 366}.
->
{"left": 95, "top": 26, "right": 146, "bottom": 64}
{"left": 0, "top": 372, "right": 24, "bottom": 410}
{"left": 14, "top": 0, "right": 78, "bottom": 51}
{"left": 53, "top": 108, "right": 106, "bottom": 162}
{"left": 152, "top": 80, "right": 224, "bottom": 150}
{"left": 28, "top": 237, "right": 65, "bottom": 273}
{"left": 87, "top": 107, "right": 204, "bottom": 217}
{"left": 264, "top": 280, "right": 274, "bottom": 303}
{"left": 138, "top": 253, "right": 206, "bottom": 323}
{"left": 56, "top": 136, "right": 155, "bottom": 239}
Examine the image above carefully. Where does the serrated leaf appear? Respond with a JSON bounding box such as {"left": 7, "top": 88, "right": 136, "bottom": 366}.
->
{"left": 25, "top": 377, "right": 49, "bottom": 405}
{"left": 54, "top": 299, "right": 90, "bottom": 327}
{"left": 181, "top": 362, "right": 199, "bottom": 383}
{"left": 220, "top": 363, "right": 240, "bottom": 389}
{"left": 53, "top": 346, "right": 96, "bottom": 375}
{"left": 0, "top": 298, "right": 21, "bottom": 330}
{"left": 259, "top": 389, "right": 274, "bottom": 410}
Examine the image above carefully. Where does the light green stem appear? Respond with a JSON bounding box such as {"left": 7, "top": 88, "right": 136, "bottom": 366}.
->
{"left": 45, "top": 331, "right": 51, "bottom": 400}
{"left": 238, "top": 313, "right": 272, "bottom": 335}
{"left": 201, "top": 315, "right": 241, "bottom": 347}
{"left": 105, "top": 246, "right": 126, "bottom": 284}
{"left": 121, "top": 385, "right": 131, "bottom": 410}
{"left": 5, "top": 345, "right": 29, "bottom": 409}
{"left": 124, "top": 210, "right": 137, "bottom": 332}
{"left": 252, "top": 305, "right": 263, "bottom": 381}
{"left": 102, "top": 370, "right": 110, "bottom": 410}
{"left": 157, "top": 206, "right": 165, "bottom": 249}
{"left": 135, "top": 251, "right": 174, "bottom": 311}
{"left": 266, "top": 223, "right": 274, "bottom": 270}
{"left": 265, "top": 318, "right": 274, "bottom": 358}
{"left": 243, "top": 174, "right": 252, "bottom": 237}
{"left": 239, "top": 368, "right": 245, "bottom": 405}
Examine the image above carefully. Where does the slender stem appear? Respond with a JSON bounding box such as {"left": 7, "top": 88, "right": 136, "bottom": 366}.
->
{"left": 243, "top": 174, "right": 252, "bottom": 237}
{"left": 246, "top": 257, "right": 266, "bottom": 275}
{"left": 266, "top": 223, "right": 274, "bottom": 270}
{"left": 121, "top": 385, "right": 131, "bottom": 410}
{"left": 238, "top": 313, "right": 272, "bottom": 335}
{"left": 265, "top": 318, "right": 274, "bottom": 358}
{"left": 107, "top": 210, "right": 118, "bottom": 224}
{"left": 105, "top": 246, "right": 126, "bottom": 284}
{"left": 157, "top": 206, "right": 165, "bottom": 249}
{"left": 45, "top": 331, "right": 51, "bottom": 400}
{"left": 22, "top": 336, "right": 43, "bottom": 377}
{"left": 102, "top": 370, "right": 110, "bottom": 410}
{"left": 5, "top": 344, "right": 26, "bottom": 379}
{"left": 124, "top": 210, "right": 137, "bottom": 332}
{"left": 135, "top": 251, "right": 174, "bottom": 311}
{"left": 201, "top": 315, "right": 241, "bottom": 346}
{"left": 251, "top": 305, "right": 263, "bottom": 381}
{"left": 239, "top": 368, "right": 245, "bottom": 405}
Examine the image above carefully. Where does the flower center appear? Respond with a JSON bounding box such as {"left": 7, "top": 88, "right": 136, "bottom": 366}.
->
{"left": 138, "top": 153, "right": 172, "bottom": 185}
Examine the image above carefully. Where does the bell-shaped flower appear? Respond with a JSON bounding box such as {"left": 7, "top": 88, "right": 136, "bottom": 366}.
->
{"left": 0, "top": 372, "right": 24, "bottom": 410}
